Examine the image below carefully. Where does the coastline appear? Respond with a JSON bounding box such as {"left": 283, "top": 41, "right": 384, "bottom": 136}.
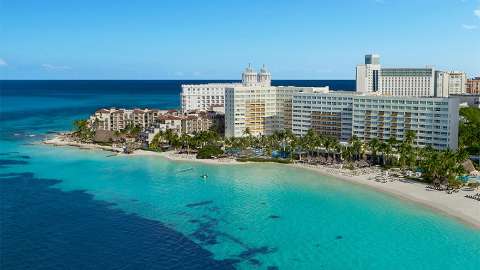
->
{"left": 43, "top": 134, "right": 124, "bottom": 153}
{"left": 288, "top": 163, "right": 480, "bottom": 229}
{"left": 133, "top": 150, "right": 245, "bottom": 165}
{"left": 43, "top": 134, "right": 480, "bottom": 229}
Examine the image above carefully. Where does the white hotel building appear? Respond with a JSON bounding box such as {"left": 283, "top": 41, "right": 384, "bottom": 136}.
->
{"left": 181, "top": 59, "right": 461, "bottom": 150}
{"left": 435, "top": 71, "right": 467, "bottom": 96}
{"left": 224, "top": 66, "right": 328, "bottom": 137}
{"left": 181, "top": 82, "right": 239, "bottom": 112}
{"left": 356, "top": 54, "right": 467, "bottom": 97}
{"left": 292, "top": 90, "right": 459, "bottom": 150}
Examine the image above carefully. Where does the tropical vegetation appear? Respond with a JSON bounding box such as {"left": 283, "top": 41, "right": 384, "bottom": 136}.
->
{"left": 72, "top": 118, "right": 474, "bottom": 188}
{"left": 73, "top": 119, "right": 94, "bottom": 142}
{"left": 459, "top": 107, "right": 480, "bottom": 155}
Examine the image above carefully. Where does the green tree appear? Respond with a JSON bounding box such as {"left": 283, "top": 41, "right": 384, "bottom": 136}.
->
{"left": 368, "top": 137, "right": 380, "bottom": 165}
{"left": 459, "top": 107, "right": 480, "bottom": 155}
{"left": 197, "top": 144, "right": 224, "bottom": 159}
{"left": 73, "top": 119, "right": 94, "bottom": 142}
{"left": 398, "top": 130, "right": 417, "bottom": 170}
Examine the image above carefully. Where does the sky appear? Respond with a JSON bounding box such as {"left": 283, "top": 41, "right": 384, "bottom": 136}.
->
{"left": 0, "top": 0, "right": 479, "bottom": 80}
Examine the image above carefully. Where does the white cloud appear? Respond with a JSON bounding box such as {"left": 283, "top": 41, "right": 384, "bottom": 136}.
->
{"left": 462, "top": 24, "right": 478, "bottom": 29}
{"left": 474, "top": 8, "right": 480, "bottom": 18}
{"left": 174, "top": 71, "right": 184, "bottom": 76}
{"left": 41, "top": 64, "right": 71, "bottom": 70}
{"left": 0, "top": 58, "right": 7, "bottom": 66}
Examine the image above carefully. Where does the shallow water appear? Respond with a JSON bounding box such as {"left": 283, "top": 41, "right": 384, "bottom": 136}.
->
{"left": 1, "top": 81, "right": 479, "bottom": 269}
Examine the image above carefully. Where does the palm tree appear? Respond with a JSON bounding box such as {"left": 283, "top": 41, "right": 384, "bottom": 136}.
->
{"left": 387, "top": 136, "right": 399, "bottom": 164}
{"left": 349, "top": 136, "right": 363, "bottom": 161}
{"left": 330, "top": 138, "right": 340, "bottom": 161}
{"left": 243, "top": 127, "right": 251, "bottom": 137}
{"left": 368, "top": 138, "right": 380, "bottom": 165}
{"left": 404, "top": 130, "right": 416, "bottom": 145}
{"left": 341, "top": 145, "right": 354, "bottom": 162}
{"left": 149, "top": 131, "right": 164, "bottom": 151}
{"left": 323, "top": 136, "right": 334, "bottom": 161}
{"left": 180, "top": 133, "right": 192, "bottom": 154}
{"left": 303, "top": 129, "right": 317, "bottom": 158}
{"left": 419, "top": 147, "right": 465, "bottom": 187}
{"left": 398, "top": 130, "right": 416, "bottom": 170}
{"left": 379, "top": 141, "right": 391, "bottom": 166}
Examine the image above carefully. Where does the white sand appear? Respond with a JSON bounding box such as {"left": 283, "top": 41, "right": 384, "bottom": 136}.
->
{"left": 290, "top": 163, "right": 480, "bottom": 229}
{"left": 133, "top": 150, "right": 244, "bottom": 165}
{"left": 43, "top": 134, "right": 123, "bottom": 153}
{"left": 44, "top": 134, "right": 480, "bottom": 229}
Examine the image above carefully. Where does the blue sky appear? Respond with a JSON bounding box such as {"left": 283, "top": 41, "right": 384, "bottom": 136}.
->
{"left": 1, "top": 0, "right": 479, "bottom": 79}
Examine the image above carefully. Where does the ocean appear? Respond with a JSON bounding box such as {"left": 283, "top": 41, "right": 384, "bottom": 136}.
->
{"left": 1, "top": 80, "right": 479, "bottom": 270}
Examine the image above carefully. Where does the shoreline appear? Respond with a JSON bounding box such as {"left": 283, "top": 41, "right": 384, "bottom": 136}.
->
{"left": 288, "top": 163, "right": 480, "bottom": 229}
{"left": 133, "top": 150, "right": 245, "bottom": 165}
{"left": 43, "top": 134, "right": 480, "bottom": 229}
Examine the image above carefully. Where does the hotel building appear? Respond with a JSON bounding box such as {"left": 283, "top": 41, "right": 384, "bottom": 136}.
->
{"left": 89, "top": 108, "right": 213, "bottom": 136}
{"left": 181, "top": 83, "right": 240, "bottom": 112}
{"left": 180, "top": 64, "right": 274, "bottom": 112}
{"left": 355, "top": 54, "right": 381, "bottom": 93}
{"left": 291, "top": 90, "right": 353, "bottom": 142}
{"left": 184, "top": 60, "right": 461, "bottom": 150}
{"left": 224, "top": 65, "right": 328, "bottom": 137}
{"left": 292, "top": 91, "right": 459, "bottom": 150}
{"left": 435, "top": 71, "right": 467, "bottom": 96}
{"left": 89, "top": 108, "right": 163, "bottom": 131}
{"left": 356, "top": 54, "right": 466, "bottom": 97}
{"left": 380, "top": 67, "right": 436, "bottom": 97}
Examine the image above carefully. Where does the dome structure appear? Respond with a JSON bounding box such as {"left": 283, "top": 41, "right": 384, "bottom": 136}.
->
{"left": 257, "top": 64, "right": 271, "bottom": 86}
{"left": 242, "top": 63, "right": 258, "bottom": 86}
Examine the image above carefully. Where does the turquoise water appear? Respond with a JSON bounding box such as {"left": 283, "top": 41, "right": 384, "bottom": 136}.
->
{"left": 2, "top": 140, "right": 480, "bottom": 269}
{"left": 1, "top": 81, "right": 479, "bottom": 269}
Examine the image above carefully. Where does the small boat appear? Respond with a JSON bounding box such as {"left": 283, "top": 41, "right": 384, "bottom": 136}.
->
{"left": 201, "top": 174, "right": 208, "bottom": 179}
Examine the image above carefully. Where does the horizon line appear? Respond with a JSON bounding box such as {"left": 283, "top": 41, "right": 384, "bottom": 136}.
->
{"left": 0, "top": 78, "right": 357, "bottom": 81}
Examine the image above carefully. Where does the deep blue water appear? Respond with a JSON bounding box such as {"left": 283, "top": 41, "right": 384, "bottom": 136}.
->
{"left": 1, "top": 80, "right": 479, "bottom": 270}
{"left": 0, "top": 80, "right": 354, "bottom": 270}
{"left": 0, "top": 172, "right": 235, "bottom": 270}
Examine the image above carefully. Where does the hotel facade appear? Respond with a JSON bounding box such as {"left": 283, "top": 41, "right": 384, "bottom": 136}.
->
{"left": 356, "top": 55, "right": 467, "bottom": 97}
{"left": 181, "top": 58, "right": 461, "bottom": 150}
{"left": 224, "top": 65, "right": 328, "bottom": 137}
{"left": 292, "top": 91, "right": 459, "bottom": 149}
{"left": 181, "top": 83, "right": 239, "bottom": 112}
{"left": 89, "top": 108, "right": 213, "bottom": 136}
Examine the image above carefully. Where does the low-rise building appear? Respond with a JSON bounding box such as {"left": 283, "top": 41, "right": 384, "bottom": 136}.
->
{"left": 467, "top": 77, "right": 480, "bottom": 94}
{"left": 89, "top": 108, "right": 166, "bottom": 131}
{"left": 181, "top": 111, "right": 212, "bottom": 134}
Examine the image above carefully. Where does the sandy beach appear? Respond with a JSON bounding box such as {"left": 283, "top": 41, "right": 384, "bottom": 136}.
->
{"left": 44, "top": 134, "right": 480, "bottom": 229}
{"left": 43, "top": 134, "right": 124, "bottom": 153}
{"left": 288, "top": 163, "right": 480, "bottom": 229}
